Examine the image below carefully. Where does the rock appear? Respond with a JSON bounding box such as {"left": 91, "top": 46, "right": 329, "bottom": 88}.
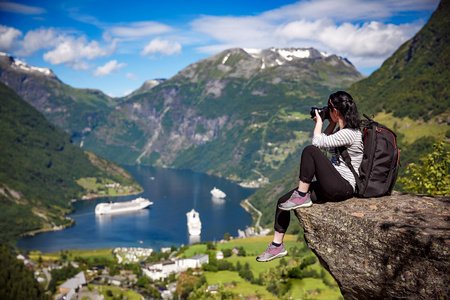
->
{"left": 294, "top": 191, "right": 450, "bottom": 299}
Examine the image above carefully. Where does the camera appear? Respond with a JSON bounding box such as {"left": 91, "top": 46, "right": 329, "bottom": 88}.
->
{"left": 310, "top": 106, "right": 331, "bottom": 121}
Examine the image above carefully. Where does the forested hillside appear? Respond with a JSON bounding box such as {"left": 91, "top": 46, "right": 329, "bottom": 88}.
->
{"left": 0, "top": 83, "right": 142, "bottom": 244}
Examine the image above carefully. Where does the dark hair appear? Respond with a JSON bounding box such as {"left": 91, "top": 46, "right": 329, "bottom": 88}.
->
{"left": 328, "top": 91, "right": 360, "bottom": 129}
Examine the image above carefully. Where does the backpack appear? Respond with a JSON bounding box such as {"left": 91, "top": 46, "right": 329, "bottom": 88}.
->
{"left": 339, "top": 114, "right": 400, "bottom": 198}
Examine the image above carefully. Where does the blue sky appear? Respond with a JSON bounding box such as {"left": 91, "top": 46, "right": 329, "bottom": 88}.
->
{"left": 0, "top": 0, "right": 440, "bottom": 97}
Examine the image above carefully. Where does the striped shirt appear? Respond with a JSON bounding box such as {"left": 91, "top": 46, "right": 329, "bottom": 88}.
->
{"left": 312, "top": 128, "right": 363, "bottom": 191}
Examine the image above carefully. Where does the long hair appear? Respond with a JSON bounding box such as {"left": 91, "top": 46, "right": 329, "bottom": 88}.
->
{"left": 328, "top": 91, "right": 360, "bottom": 129}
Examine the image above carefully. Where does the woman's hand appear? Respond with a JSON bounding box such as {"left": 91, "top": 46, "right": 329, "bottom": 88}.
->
{"left": 313, "top": 109, "right": 323, "bottom": 136}
{"left": 314, "top": 109, "right": 324, "bottom": 125}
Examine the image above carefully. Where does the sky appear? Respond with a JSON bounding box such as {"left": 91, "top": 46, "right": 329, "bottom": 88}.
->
{"left": 0, "top": 0, "right": 440, "bottom": 98}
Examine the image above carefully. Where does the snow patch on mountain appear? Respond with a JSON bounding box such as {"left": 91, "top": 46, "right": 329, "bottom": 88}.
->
{"left": 0, "top": 52, "right": 54, "bottom": 77}
{"left": 276, "top": 49, "right": 310, "bottom": 60}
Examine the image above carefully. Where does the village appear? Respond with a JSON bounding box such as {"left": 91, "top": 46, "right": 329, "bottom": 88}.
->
{"left": 18, "top": 245, "right": 218, "bottom": 300}
{"left": 17, "top": 223, "right": 271, "bottom": 300}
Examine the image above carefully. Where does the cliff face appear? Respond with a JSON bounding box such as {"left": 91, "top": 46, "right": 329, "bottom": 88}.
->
{"left": 294, "top": 192, "right": 450, "bottom": 299}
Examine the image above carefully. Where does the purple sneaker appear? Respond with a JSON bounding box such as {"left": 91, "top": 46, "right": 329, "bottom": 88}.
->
{"left": 256, "top": 243, "right": 288, "bottom": 262}
{"left": 278, "top": 190, "right": 312, "bottom": 211}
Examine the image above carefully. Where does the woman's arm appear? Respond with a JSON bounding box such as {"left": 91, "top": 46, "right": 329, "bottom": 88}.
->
{"left": 324, "top": 120, "right": 337, "bottom": 135}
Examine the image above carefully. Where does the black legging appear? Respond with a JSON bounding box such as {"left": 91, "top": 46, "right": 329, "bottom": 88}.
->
{"left": 274, "top": 145, "right": 354, "bottom": 233}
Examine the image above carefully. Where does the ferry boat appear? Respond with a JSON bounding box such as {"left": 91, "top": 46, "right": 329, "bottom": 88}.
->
{"left": 210, "top": 187, "right": 226, "bottom": 198}
{"left": 186, "top": 209, "right": 202, "bottom": 236}
{"left": 95, "top": 197, "right": 153, "bottom": 215}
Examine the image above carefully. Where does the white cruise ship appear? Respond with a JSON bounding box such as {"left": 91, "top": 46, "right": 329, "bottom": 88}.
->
{"left": 210, "top": 187, "right": 226, "bottom": 198}
{"left": 186, "top": 209, "right": 202, "bottom": 236}
{"left": 95, "top": 197, "right": 153, "bottom": 215}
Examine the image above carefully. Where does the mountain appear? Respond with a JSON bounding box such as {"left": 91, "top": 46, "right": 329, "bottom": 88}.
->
{"left": 249, "top": 0, "right": 450, "bottom": 230}
{"left": 0, "top": 52, "right": 120, "bottom": 139}
{"left": 126, "top": 79, "right": 166, "bottom": 98}
{"left": 82, "top": 47, "right": 364, "bottom": 183}
{"left": 0, "top": 82, "right": 142, "bottom": 244}
{"left": 347, "top": 0, "right": 449, "bottom": 121}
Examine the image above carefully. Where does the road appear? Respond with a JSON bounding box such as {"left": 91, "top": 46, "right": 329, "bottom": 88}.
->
{"left": 244, "top": 199, "right": 263, "bottom": 232}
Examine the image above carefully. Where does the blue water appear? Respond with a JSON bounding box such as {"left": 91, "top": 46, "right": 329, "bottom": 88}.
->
{"left": 17, "top": 165, "right": 256, "bottom": 253}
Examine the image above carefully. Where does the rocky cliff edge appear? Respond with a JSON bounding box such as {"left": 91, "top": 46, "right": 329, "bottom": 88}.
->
{"left": 294, "top": 192, "right": 449, "bottom": 299}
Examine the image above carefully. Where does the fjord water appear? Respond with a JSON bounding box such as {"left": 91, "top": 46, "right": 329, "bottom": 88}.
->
{"left": 17, "top": 166, "right": 255, "bottom": 253}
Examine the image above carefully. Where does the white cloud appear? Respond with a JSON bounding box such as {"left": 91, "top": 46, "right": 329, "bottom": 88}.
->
{"left": 261, "top": 0, "right": 439, "bottom": 22}
{"left": 93, "top": 60, "right": 126, "bottom": 77}
{"left": 0, "top": 1, "right": 46, "bottom": 15}
{"left": 189, "top": 0, "right": 435, "bottom": 71}
{"left": 141, "top": 38, "right": 182, "bottom": 56}
{"left": 317, "top": 21, "right": 420, "bottom": 57}
{"left": 15, "top": 27, "right": 60, "bottom": 56}
{"left": 126, "top": 73, "right": 137, "bottom": 80}
{"left": 108, "top": 21, "right": 172, "bottom": 39}
{"left": 43, "top": 36, "right": 116, "bottom": 69}
{"left": 0, "top": 25, "right": 22, "bottom": 52}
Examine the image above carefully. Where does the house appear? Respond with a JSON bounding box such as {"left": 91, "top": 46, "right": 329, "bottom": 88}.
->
{"left": 111, "top": 275, "right": 127, "bottom": 286}
{"left": 58, "top": 271, "right": 87, "bottom": 299}
{"left": 216, "top": 251, "right": 224, "bottom": 260}
{"left": 142, "top": 254, "right": 209, "bottom": 280}
{"left": 176, "top": 254, "right": 209, "bottom": 270}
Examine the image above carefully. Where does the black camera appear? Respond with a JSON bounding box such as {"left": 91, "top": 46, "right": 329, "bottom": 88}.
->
{"left": 310, "top": 106, "right": 331, "bottom": 121}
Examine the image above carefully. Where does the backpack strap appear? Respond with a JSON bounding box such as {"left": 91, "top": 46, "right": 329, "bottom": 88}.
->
{"left": 337, "top": 146, "right": 362, "bottom": 194}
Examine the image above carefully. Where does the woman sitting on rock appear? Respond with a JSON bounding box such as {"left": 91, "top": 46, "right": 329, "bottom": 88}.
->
{"left": 256, "top": 91, "right": 363, "bottom": 262}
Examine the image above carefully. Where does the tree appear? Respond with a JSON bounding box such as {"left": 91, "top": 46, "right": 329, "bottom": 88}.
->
{"left": 0, "top": 244, "right": 50, "bottom": 300}
{"left": 400, "top": 137, "right": 450, "bottom": 196}
{"left": 223, "top": 232, "right": 230, "bottom": 241}
{"left": 222, "top": 248, "right": 232, "bottom": 258}
{"left": 206, "top": 241, "right": 216, "bottom": 250}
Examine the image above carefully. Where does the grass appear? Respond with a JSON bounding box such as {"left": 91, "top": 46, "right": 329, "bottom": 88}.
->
{"left": 29, "top": 248, "right": 115, "bottom": 262}
{"left": 204, "top": 270, "right": 277, "bottom": 299}
{"left": 373, "top": 111, "right": 449, "bottom": 145}
{"left": 288, "top": 278, "right": 342, "bottom": 300}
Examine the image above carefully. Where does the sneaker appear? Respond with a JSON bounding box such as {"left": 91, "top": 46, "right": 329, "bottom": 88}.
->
{"left": 278, "top": 190, "right": 312, "bottom": 211}
{"left": 256, "top": 243, "right": 288, "bottom": 262}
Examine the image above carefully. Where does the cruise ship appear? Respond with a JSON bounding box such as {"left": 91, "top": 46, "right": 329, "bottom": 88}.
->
{"left": 210, "top": 187, "right": 226, "bottom": 198}
{"left": 186, "top": 209, "right": 202, "bottom": 236}
{"left": 95, "top": 197, "right": 153, "bottom": 215}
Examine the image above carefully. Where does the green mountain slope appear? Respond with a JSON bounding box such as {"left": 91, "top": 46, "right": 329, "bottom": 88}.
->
{"left": 83, "top": 48, "right": 364, "bottom": 183}
{"left": 0, "top": 83, "right": 142, "bottom": 244}
{"left": 347, "top": 0, "right": 449, "bottom": 121}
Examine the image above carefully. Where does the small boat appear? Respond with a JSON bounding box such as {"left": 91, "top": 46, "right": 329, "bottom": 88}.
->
{"left": 95, "top": 197, "right": 153, "bottom": 215}
{"left": 186, "top": 209, "right": 202, "bottom": 236}
{"left": 210, "top": 187, "right": 226, "bottom": 198}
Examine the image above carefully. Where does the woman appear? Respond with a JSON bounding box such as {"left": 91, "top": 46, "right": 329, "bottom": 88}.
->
{"left": 256, "top": 91, "right": 363, "bottom": 262}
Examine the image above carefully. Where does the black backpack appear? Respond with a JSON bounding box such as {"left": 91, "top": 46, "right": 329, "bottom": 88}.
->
{"left": 339, "top": 114, "right": 400, "bottom": 198}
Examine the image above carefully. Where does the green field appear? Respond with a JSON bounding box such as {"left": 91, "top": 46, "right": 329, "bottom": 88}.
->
{"left": 204, "top": 270, "right": 277, "bottom": 299}
{"left": 372, "top": 111, "right": 449, "bottom": 145}
{"left": 30, "top": 248, "right": 115, "bottom": 262}
{"left": 184, "top": 235, "right": 342, "bottom": 299}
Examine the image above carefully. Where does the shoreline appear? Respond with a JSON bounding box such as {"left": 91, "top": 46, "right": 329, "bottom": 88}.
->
{"left": 21, "top": 190, "right": 142, "bottom": 238}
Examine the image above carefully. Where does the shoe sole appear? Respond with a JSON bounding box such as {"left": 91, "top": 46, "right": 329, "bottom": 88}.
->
{"left": 278, "top": 201, "right": 313, "bottom": 211}
{"left": 256, "top": 250, "right": 288, "bottom": 262}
